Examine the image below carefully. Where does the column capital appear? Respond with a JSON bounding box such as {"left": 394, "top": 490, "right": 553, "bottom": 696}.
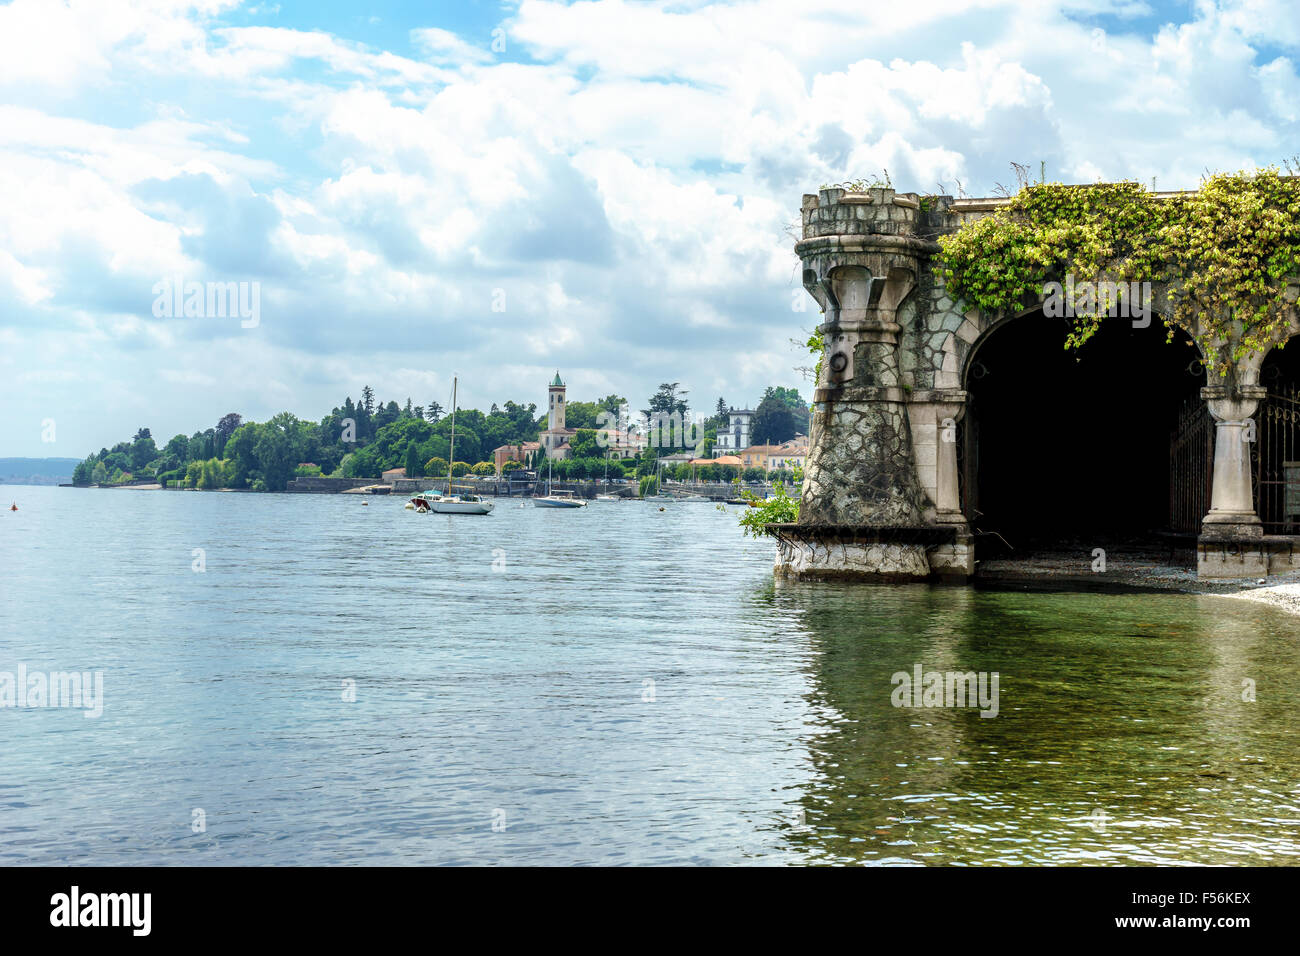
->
{"left": 1202, "top": 384, "right": 1267, "bottom": 421}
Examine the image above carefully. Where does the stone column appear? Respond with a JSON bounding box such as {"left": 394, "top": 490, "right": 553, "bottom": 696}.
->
{"left": 1201, "top": 384, "right": 1266, "bottom": 538}
{"left": 931, "top": 394, "right": 969, "bottom": 527}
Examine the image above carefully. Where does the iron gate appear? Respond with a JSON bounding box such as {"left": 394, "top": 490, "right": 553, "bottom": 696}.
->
{"left": 1254, "top": 384, "right": 1300, "bottom": 533}
{"left": 1169, "top": 392, "right": 1213, "bottom": 534}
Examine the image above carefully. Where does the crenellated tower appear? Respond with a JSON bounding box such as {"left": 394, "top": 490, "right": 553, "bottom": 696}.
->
{"left": 774, "top": 186, "right": 971, "bottom": 580}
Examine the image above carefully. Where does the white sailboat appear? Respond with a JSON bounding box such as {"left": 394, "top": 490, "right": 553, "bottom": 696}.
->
{"left": 646, "top": 457, "right": 673, "bottom": 501}
{"left": 593, "top": 451, "right": 621, "bottom": 499}
{"left": 421, "top": 377, "right": 493, "bottom": 515}
{"left": 534, "top": 458, "right": 586, "bottom": 508}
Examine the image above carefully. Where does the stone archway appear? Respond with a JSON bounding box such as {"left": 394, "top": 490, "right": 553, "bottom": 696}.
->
{"left": 954, "top": 309, "right": 1204, "bottom": 548}
{"left": 778, "top": 184, "right": 1300, "bottom": 582}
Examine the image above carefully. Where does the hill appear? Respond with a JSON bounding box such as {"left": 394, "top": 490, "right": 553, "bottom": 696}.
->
{"left": 0, "top": 457, "right": 82, "bottom": 485}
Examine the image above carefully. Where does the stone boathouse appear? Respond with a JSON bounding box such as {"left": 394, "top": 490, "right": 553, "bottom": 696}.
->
{"left": 776, "top": 184, "right": 1300, "bottom": 582}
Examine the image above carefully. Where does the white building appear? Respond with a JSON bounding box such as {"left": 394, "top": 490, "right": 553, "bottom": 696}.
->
{"left": 714, "top": 407, "right": 754, "bottom": 456}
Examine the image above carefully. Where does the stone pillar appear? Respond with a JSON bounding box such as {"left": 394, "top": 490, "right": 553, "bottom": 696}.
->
{"left": 930, "top": 395, "right": 968, "bottom": 527}
{"left": 1198, "top": 384, "right": 1268, "bottom": 580}
{"left": 1201, "top": 385, "right": 1265, "bottom": 538}
{"left": 774, "top": 187, "right": 949, "bottom": 580}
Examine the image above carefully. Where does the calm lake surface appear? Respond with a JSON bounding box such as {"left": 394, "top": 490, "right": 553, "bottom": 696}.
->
{"left": 2, "top": 484, "right": 1298, "bottom": 865}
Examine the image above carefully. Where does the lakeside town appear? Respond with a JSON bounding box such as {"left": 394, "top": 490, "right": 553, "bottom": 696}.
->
{"left": 61, "top": 371, "right": 811, "bottom": 501}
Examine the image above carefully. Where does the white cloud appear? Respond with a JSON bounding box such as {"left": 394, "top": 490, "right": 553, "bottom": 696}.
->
{"left": 2, "top": 0, "right": 1299, "bottom": 456}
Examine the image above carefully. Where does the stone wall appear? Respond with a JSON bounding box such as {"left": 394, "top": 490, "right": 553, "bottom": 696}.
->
{"left": 285, "top": 477, "right": 377, "bottom": 493}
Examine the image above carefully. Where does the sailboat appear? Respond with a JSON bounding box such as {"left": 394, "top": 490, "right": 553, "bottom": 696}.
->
{"left": 646, "top": 457, "right": 674, "bottom": 501}
{"left": 593, "top": 451, "right": 620, "bottom": 499}
{"left": 534, "top": 457, "right": 585, "bottom": 508}
{"left": 417, "top": 377, "right": 493, "bottom": 515}
{"left": 677, "top": 459, "right": 709, "bottom": 501}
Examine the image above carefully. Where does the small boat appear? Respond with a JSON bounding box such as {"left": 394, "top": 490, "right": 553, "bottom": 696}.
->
{"left": 593, "top": 494, "right": 621, "bottom": 501}
{"left": 534, "top": 460, "right": 585, "bottom": 507}
{"left": 535, "top": 489, "right": 585, "bottom": 508}
{"left": 429, "top": 493, "right": 494, "bottom": 515}
{"left": 414, "top": 378, "right": 493, "bottom": 516}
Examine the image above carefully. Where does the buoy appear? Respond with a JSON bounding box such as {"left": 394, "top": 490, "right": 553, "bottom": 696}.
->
{"left": 659, "top": 506, "right": 665, "bottom": 512}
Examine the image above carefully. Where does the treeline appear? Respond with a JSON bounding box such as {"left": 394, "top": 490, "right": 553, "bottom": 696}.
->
{"left": 73, "top": 389, "right": 543, "bottom": 491}
{"left": 72, "top": 383, "right": 811, "bottom": 491}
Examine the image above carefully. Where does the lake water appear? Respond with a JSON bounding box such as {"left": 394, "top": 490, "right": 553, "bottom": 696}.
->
{"left": 2, "top": 484, "right": 1298, "bottom": 865}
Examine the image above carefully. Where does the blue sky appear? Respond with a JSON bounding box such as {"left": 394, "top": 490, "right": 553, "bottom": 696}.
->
{"left": 2, "top": 0, "right": 1298, "bottom": 457}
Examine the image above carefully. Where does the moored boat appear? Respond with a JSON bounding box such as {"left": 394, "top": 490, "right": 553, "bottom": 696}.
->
{"left": 414, "top": 377, "right": 494, "bottom": 516}
{"left": 535, "top": 489, "right": 585, "bottom": 508}
{"left": 429, "top": 494, "right": 494, "bottom": 515}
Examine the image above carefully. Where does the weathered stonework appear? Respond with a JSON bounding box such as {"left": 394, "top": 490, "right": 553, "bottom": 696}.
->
{"left": 775, "top": 537, "right": 931, "bottom": 580}
{"left": 779, "top": 185, "right": 1297, "bottom": 582}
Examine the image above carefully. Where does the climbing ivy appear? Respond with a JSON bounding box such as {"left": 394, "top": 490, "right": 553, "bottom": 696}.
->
{"left": 805, "top": 327, "right": 825, "bottom": 383}
{"left": 737, "top": 470, "right": 802, "bottom": 536}
{"left": 936, "top": 168, "right": 1300, "bottom": 375}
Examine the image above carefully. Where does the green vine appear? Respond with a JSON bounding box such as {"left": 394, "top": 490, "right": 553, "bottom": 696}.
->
{"left": 821, "top": 170, "right": 892, "bottom": 192}
{"left": 806, "top": 326, "right": 825, "bottom": 382}
{"left": 937, "top": 168, "right": 1300, "bottom": 375}
{"left": 737, "top": 469, "right": 802, "bottom": 537}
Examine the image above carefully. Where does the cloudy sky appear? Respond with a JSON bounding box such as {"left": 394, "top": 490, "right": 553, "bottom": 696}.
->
{"left": 2, "top": 0, "right": 1298, "bottom": 457}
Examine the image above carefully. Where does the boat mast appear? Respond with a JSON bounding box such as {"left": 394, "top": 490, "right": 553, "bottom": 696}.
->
{"left": 447, "top": 377, "right": 457, "bottom": 494}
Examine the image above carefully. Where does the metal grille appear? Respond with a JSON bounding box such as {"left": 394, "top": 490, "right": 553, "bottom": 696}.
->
{"left": 1169, "top": 393, "right": 1213, "bottom": 534}
{"left": 1254, "top": 384, "right": 1300, "bottom": 533}
{"left": 958, "top": 412, "right": 978, "bottom": 521}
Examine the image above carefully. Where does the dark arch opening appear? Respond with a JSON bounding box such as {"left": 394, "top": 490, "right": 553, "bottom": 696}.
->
{"left": 962, "top": 312, "right": 1203, "bottom": 549}
{"left": 1259, "top": 336, "right": 1300, "bottom": 388}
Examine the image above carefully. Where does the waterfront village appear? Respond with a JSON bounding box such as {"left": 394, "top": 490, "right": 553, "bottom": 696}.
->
{"left": 67, "top": 371, "right": 810, "bottom": 501}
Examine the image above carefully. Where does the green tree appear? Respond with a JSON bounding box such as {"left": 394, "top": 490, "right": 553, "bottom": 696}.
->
{"left": 405, "top": 443, "right": 422, "bottom": 478}
{"left": 215, "top": 413, "right": 243, "bottom": 457}
{"left": 131, "top": 429, "right": 157, "bottom": 471}
{"left": 568, "top": 428, "right": 601, "bottom": 458}
{"left": 643, "top": 383, "right": 689, "bottom": 421}
{"left": 750, "top": 391, "right": 797, "bottom": 445}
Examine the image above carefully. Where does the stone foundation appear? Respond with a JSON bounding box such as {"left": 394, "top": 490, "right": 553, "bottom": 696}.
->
{"left": 769, "top": 524, "right": 972, "bottom": 581}
{"left": 1198, "top": 536, "right": 1300, "bottom": 579}
{"left": 927, "top": 534, "right": 976, "bottom": 581}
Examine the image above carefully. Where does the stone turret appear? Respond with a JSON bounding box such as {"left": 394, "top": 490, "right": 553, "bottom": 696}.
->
{"left": 774, "top": 186, "right": 969, "bottom": 580}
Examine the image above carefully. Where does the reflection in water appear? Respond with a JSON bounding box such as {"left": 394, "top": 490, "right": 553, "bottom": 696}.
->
{"left": 3, "top": 486, "right": 1297, "bottom": 865}
{"left": 767, "top": 582, "right": 1300, "bottom": 865}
